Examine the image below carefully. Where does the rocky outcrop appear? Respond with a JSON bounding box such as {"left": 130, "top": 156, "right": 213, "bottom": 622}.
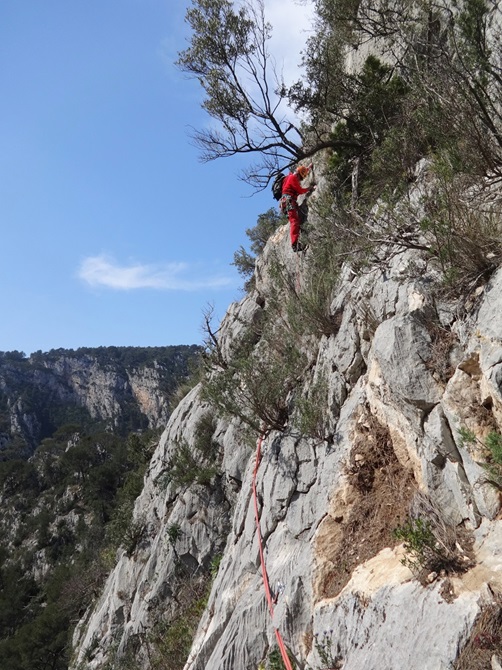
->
{"left": 0, "top": 346, "right": 198, "bottom": 456}
{"left": 70, "top": 187, "right": 502, "bottom": 669}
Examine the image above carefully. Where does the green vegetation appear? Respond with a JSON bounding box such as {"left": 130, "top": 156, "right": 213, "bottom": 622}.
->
{"left": 170, "top": 9, "right": 502, "bottom": 665}
{"left": 180, "top": 0, "right": 477, "bottom": 183}
{"left": 393, "top": 517, "right": 444, "bottom": 574}
{"left": 201, "top": 313, "right": 305, "bottom": 433}
{"left": 393, "top": 501, "right": 472, "bottom": 578}
{"left": 459, "top": 427, "right": 502, "bottom": 489}
{"left": 267, "top": 648, "right": 293, "bottom": 670}
{"left": 181, "top": 0, "right": 502, "bottom": 303}
{"left": 182, "top": 0, "right": 502, "bottom": 446}
{"left": 145, "top": 585, "right": 208, "bottom": 670}
{"left": 0, "top": 417, "right": 159, "bottom": 669}
{"left": 3, "top": 0, "right": 502, "bottom": 667}
{"left": 161, "top": 414, "right": 221, "bottom": 490}
{"left": 294, "top": 373, "right": 333, "bottom": 443}
{"left": 233, "top": 208, "right": 285, "bottom": 290}
{"left": 176, "top": 0, "right": 310, "bottom": 188}
{"left": 313, "top": 631, "right": 343, "bottom": 669}
{"left": 26, "top": 344, "right": 201, "bottom": 370}
{"left": 0, "top": 345, "right": 200, "bottom": 460}
{"left": 259, "top": 647, "right": 297, "bottom": 670}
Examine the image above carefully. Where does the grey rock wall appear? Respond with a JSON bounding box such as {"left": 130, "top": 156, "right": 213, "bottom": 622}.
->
{"left": 0, "top": 350, "right": 190, "bottom": 455}
{"left": 71, "top": 207, "right": 502, "bottom": 670}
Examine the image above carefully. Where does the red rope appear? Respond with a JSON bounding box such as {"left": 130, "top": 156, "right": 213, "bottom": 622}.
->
{"left": 252, "top": 433, "right": 294, "bottom": 670}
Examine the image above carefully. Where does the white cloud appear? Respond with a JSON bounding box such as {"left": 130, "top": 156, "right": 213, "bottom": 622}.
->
{"left": 78, "top": 254, "right": 234, "bottom": 291}
{"left": 265, "top": 0, "right": 315, "bottom": 85}
{"left": 166, "top": 0, "right": 314, "bottom": 87}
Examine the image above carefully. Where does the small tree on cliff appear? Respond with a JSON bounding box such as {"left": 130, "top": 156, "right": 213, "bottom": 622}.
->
{"left": 176, "top": 0, "right": 353, "bottom": 189}
{"left": 233, "top": 208, "right": 283, "bottom": 289}
{"left": 176, "top": 0, "right": 306, "bottom": 189}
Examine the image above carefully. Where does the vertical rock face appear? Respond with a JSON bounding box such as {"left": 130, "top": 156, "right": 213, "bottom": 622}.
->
{"left": 71, "top": 189, "right": 502, "bottom": 670}
{"left": 0, "top": 347, "right": 199, "bottom": 456}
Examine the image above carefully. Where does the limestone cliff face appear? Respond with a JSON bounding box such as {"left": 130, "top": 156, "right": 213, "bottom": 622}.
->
{"left": 0, "top": 347, "right": 198, "bottom": 456}
{"left": 70, "top": 171, "right": 502, "bottom": 670}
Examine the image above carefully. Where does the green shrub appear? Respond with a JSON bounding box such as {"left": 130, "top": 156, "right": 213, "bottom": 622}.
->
{"left": 143, "top": 574, "right": 211, "bottom": 670}
{"left": 393, "top": 502, "right": 471, "bottom": 578}
{"left": 326, "top": 55, "right": 410, "bottom": 203}
{"left": 485, "top": 432, "right": 502, "bottom": 465}
{"left": 314, "top": 630, "right": 343, "bottom": 669}
{"left": 294, "top": 373, "right": 333, "bottom": 443}
{"left": 285, "top": 263, "right": 343, "bottom": 339}
{"left": 123, "top": 517, "right": 146, "bottom": 557}
{"left": 209, "top": 553, "right": 222, "bottom": 581}
{"left": 266, "top": 646, "right": 297, "bottom": 670}
{"left": 169, "top": 357, "right": 204, "bottom": 412}
{"left": 163, "top": 441, "right": 218, "bottom": 490}
{"left": 233, "top": 208, "right": 284, "bottom": 291}
{"left": 460, "top": 427, "right": 502, "bottom": 490}
{"left": 393, "top": 517, "right": 440, "bottom": 574}
{"left": 202, "top": 329, "right": 304, "bottom": 433}
{"left": 162, "top": 414, "right": 220, "bottom": 490}
{"left": 420, "top": 162, "right": 502, "bottom": 294}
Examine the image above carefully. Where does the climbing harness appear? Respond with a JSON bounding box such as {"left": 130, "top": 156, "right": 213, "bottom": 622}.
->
{"left": 279, "top": 193, "right": 296, "bottom": 215}
{"left": 252, "top": 433, "right": 294, "bottom": 670}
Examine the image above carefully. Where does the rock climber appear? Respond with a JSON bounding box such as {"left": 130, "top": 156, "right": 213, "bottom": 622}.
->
{"left": 281, "top": 165, "right": 315, "bottom": 252}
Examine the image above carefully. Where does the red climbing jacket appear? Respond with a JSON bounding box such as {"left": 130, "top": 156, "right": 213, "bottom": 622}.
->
{"left": 281, "top": 173, "right": 311, "bottom": 247}
{"left": 281, "top": 173, "right": 310, "bottom": 199}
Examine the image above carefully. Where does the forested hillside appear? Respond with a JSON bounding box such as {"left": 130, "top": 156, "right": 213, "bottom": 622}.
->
{"left": 0, "top": 345, "right": 200, "bottom": 669}
{"left": 0, "top": 345, "right": 200, "bottom": 459}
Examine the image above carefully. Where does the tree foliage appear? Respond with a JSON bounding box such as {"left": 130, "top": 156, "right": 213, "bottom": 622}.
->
{"left": 178, "top": 0, "right": 502, "bottom": 201}
{"left": 232, "top": 207, "right": 283, "bottom": 289}
{"left": 0, "top": 427, "right": 159, "bottom": 670}
{"left": 177, "top": 0, "right": 335, "bottom": 188}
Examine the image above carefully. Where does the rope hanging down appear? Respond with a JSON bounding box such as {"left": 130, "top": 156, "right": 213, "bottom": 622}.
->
{"left": 252, "top": 433, "right": 294, "bottom": 670}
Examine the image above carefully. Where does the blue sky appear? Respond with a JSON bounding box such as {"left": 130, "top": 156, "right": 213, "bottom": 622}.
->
{"left": 0, "top": 0, "right": 311, "bottom": 354}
